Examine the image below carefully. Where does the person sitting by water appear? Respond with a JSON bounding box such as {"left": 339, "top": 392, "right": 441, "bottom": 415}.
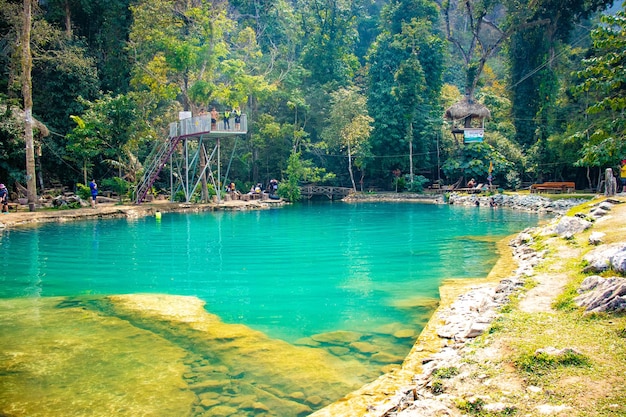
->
{"left": 467, "top": 178, "right": 476, "bottom": 188}
{"left": 227, "top": 182, "right": 241, "bottom": 199}
{"left": 269, "top": 179, "right": 278, "bottom": 195}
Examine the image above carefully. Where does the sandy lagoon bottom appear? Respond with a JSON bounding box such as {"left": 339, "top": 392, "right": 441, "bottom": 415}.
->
{"left": 0, "top": 293, "right": 435, "bottom": 417}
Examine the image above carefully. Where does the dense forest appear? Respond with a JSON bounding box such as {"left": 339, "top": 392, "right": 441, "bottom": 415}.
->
{"left": 0, "top": 0, "right": 625, "bottom": 202}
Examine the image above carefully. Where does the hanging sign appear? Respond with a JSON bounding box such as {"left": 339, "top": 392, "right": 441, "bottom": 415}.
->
{"left": 464, "top": 128, "right": 484, "bottom": 143}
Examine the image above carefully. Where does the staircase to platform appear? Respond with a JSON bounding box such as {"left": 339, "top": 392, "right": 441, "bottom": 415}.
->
{"left": 135, "top": 135, "right": 182, "bottom": 204}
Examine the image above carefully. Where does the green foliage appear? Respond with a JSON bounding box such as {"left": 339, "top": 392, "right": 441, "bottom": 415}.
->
{"left": 0, "top": 0, "right": 618, "bottom": 194}
{"left": 75, "top": 183, "right": 91, "bottom": 201}
{"left": 432, "top": 367, "right": 459, "bottom": 379}
{"left": 278, "top": 151, "right": 336, "bottom": 202}
{"left": 173, "top": 190, "right": 186, "bottom": 203}
{"left": 553, "top": 277, "right": 586, "bottom": 312}
{"left": 442, "top": 143, "right": 512, "bottom": 184}
{"left": 322, "top": 87, "right": 373, "bottom": 191}
{"left": 101, "top": 177, "right": 129, "bottom": 202}
{"left": 572, "top": 11, "right": 626, "bottom": 169}
{"left": 429, "top": 365, "right": 459, "bottom": 394}
{"left": 405, "top": 175, "right": 429, "bottom": 192}
{"left": 455, "top": 397, "right": 485, "bottom": 414}
{"left": 367, "top": 0, "right": 444, "bottom": 180}
{"left": 277, "top": 181, "right": 301, "bottom": 203}
{"left": 393, "top": 175, "right": 406, "bottom": 192}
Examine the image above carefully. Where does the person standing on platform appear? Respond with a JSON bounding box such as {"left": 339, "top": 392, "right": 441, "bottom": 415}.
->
{"left": 89, "top": 179, "right": 98, "bottom": 208}
{"left": 223, "top": 109, "right": 231, "bottom": 129}
{"left": 210, "top": 107, "right": 218, "bottom": 130}
{"left": 233, "top": 107, "right": 241, "bottom": 130}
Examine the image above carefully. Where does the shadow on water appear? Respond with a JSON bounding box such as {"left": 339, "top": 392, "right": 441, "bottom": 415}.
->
{"left": 0, "top": 293, "right": 433, "bottom": 417}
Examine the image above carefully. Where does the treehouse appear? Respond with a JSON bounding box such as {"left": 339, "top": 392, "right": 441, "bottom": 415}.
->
{"left": 444, "top": 97, "right": 491, "bottom": 144}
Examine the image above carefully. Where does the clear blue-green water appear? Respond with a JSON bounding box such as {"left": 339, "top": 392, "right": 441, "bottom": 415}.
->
{"left": 0, "top": 202, "right": 545, "bottom": 417}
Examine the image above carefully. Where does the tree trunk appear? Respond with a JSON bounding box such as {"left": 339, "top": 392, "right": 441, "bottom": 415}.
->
{"left": 408, "top": 122, "right": 414, "bottom": 185}
{"left": 22, "top": 0, "right": 37, "bottom": 212}
{"left": 347, "top": 142, "right": 356, "bottom": 192}
{"left": 64, "top": 0, "right": 72, "bottom": 38}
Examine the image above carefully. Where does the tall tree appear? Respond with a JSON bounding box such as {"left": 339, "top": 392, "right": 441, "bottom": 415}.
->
{"left": 367, "top": 0, "right": 444, "bottom": 183}
{"left": 507, "top": 0, "right": 613, "bottom": 148}
{"left": 573, "top": 10, "right": 626, "bottom": 170}
{"left": 297, "top": 0, "right": 364, "bottom": 86}
{"left": 322, "top": 86, "right": 373, "bottom": 191}
{"left": 22, "top": 0, "right": 36, "bottom": 210}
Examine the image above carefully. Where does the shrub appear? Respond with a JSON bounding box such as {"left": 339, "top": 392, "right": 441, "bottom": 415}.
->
{"left": 75, "top": 183, "right": 90, "bottom": 201}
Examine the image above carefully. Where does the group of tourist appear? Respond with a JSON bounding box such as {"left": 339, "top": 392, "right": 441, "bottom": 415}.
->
{"left": 198, "top": 106, "right": 242, "bottom": 131}
{"left": 225, "top": 179, "right": 280, "bottom": 200}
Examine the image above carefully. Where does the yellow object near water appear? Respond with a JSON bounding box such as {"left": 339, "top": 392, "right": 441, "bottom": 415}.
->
{"left": 155, "top": 211, "right": 162, "bottom": 220}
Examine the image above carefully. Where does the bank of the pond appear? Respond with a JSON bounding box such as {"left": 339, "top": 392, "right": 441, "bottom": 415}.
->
{"left": 312, "top": 194, "right": 626, "bottom": 417}
{"left": 0, "top": 198, "right": 284, "bottom": 229}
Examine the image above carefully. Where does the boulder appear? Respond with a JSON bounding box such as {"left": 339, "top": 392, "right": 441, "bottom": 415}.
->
{"left": 575, "top": 276, "right": 626, "bottom": 313}
{"left": 588, "top": 232, "right": 605, "bottom": 245}
{"left": 554, "top": 216, "right": 592, "bottom": 238}
{"left": 583, "top": 242, "right": 626, "bottom": 273}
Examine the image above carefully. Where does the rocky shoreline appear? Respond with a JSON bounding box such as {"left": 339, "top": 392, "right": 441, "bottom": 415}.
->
{"left": 313, "top": 194, "right": 626, "bottom": 416}
{"left": 345, "top": 191, "right": 589, "bottom": 214}
{"left": 0, "top": 198, "right": 284, "bottom": 229}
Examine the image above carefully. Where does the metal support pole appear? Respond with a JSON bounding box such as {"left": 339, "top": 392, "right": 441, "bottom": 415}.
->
{"left": 217, "top": 137, "right": 221, "bottom": 204}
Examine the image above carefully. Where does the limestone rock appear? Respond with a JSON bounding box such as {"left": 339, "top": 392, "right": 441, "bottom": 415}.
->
{"left": 393, "top": 329, "right": 416, "bottom": 339}
{"left": 588, "top": 232, "right": 605, "bottom": 245}
{"left": 583, "top": 242, "right": 626, "bottom": 273}
{"left": 554, "top": 216, "right": 592, "bottom": 238}
{"left": 575, "top": 276, "right": 626, "bottom": 313}
{"left": 203, "top": 405, "right": 238, "bottom": 416}
{"left": 310, "top": 330, "right": 362, "bottom": 345}
{"left": 350, "top": 341, "right": 378, "bottom": 354}
{"left": 534, "top": 347, "right": 582, "bottom": 357}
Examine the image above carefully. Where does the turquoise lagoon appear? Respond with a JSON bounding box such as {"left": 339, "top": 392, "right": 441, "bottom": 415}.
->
{"left": 0, "top": 202, "right": 545, "bottom": 416}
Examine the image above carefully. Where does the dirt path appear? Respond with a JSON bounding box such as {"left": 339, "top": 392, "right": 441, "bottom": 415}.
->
{"left": 519, "top": 242, "right": 582, "bottom": 313}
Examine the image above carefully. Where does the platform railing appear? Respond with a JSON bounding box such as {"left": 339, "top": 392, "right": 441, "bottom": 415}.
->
{"left": 170, "top": 114, "right": 248, "bottom": 138}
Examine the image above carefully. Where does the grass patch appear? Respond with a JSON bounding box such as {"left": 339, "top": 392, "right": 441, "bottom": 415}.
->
{"left": 552, "top": 285, "right": 583, "bottom": 311}
{"left": 515, "top": 349, "right": 590, "bottom": 376}
{"left": 430, "top": 366, "right": 460, "bottom": 394}
{"left": 432, "top": 366, "right": 459, "bottom": 379}
{"left": 455, "top": 397, "right": 517, "bottom": 416}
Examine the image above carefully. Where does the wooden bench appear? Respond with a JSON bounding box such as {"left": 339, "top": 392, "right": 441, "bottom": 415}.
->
{"left": 5, "top": 202, "right": 19, "bottom": 212}
{"left": 530, "top": 182, "right": 575, "bottom": 194}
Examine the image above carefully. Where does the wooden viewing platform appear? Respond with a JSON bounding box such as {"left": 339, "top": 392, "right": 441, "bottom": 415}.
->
{"left": 135, "top": 113, "right": 248, "bottom": 204}
{"left": 172, "top": 113, "right": 248, "bottom": 138}
{"left": 300, "top": 186, "right": 353, "bottom": 200}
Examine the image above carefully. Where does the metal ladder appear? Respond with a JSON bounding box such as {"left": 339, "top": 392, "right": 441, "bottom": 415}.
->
{"left": 135, "top": 135, "right": 182, "bottom": 204}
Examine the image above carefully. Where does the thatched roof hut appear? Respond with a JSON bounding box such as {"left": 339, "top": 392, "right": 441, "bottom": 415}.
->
{"left": 444, "top": 98, "right": 491, "bottom": 122}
